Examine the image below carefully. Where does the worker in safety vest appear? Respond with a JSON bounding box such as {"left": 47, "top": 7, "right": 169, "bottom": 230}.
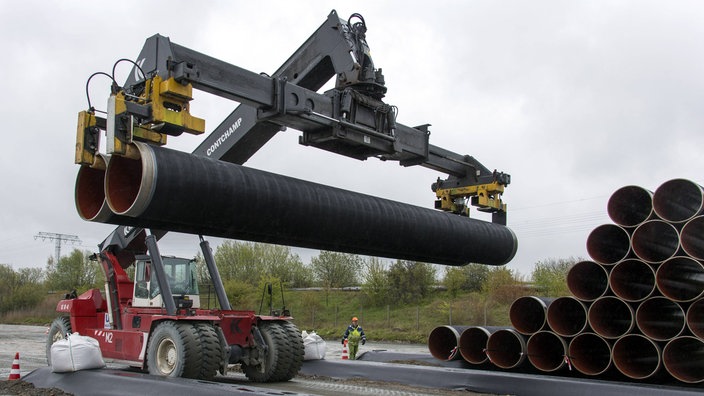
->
{"left": 342, "top": 316, "right": 366, "bottom": 360}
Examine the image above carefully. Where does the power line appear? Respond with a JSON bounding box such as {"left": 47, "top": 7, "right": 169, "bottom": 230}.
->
{"left": 34, "top": 232, "right": 82, "bottom": 264}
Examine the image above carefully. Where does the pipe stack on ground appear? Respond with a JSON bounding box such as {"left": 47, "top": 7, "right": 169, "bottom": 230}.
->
{"left": 428, "top": 179, "right": 704, "bottom": 386}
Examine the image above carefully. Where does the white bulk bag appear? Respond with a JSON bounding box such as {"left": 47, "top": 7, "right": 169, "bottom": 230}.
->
{"left": 51, "top": 332, "right": 106, "bottom": 372}
{"left": 303, "top": 331, "right": 326, "bottom": 360}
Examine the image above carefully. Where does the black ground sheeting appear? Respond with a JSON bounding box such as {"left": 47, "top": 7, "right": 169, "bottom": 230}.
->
{"left": 298, "top": 351, "right": 703, "bottom": 396}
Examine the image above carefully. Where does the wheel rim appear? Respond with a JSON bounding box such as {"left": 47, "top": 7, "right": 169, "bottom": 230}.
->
{"left": 156, "top": 338, "right": 177, "bottom": 374}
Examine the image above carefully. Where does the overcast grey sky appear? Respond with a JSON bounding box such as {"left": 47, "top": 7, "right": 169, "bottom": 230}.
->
{"left": 2, "top": 0, "right": 704, "bottom": 277}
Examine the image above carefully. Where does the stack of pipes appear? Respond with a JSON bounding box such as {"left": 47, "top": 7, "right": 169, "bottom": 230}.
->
{"left": 428, "top": 178, "right": 704, "bottom": 385}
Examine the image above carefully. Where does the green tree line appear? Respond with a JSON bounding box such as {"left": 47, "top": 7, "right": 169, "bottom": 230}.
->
{"left": 0, "top": 240, "right": 580, "bottom": 326}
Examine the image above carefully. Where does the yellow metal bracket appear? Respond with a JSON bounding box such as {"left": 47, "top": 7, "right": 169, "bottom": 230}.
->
{"left": 75, "top": 110, "right": 99, "bottom": 166}
{"left": 435, "top": 181, "right": 507, "bottom": 216}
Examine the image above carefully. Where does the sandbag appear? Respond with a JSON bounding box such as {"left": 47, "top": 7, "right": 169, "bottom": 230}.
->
{"left": 302, "top": 331, "right": 327, "bottom": 360}
{"left": 51, "top": 332, "right": 106, "bottom": 372}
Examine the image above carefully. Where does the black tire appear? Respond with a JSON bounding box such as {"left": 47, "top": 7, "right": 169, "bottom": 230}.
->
{"left": 146, "top": 321, "right": 201, "bottom": 378}
{"left": 46, "top": 317, "right": 71, "bottom": 365}
{"left": 193, "top": 322, "right": 221, "bottom": 380}
{"left": 277, "top": 321, "right": 305, "bottom": 381}
{"left": 242, "top": 321, "right": 288, "bottom": 382}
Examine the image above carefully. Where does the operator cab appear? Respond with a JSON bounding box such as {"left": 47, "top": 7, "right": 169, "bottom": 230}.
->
{"left": 132, "top": 255, "right": 201, "bottom": 309}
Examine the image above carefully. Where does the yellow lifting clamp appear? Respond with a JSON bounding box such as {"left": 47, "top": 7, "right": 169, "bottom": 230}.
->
{"left": 434, "top": 180, "right": 507, "bottom": 217}
{"left": 106, "top": 76, "right": 205, "bottom": 156}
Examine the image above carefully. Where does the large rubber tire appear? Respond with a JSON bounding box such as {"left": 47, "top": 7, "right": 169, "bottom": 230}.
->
{"left": 276, "top": 321, "right": 305, "bottom": 381}
{"left": 146, "top": 321, "right": 202, "bottom": 378}
{"left": 242, "top": 321, "right": 289, "bottom": 382}
{"left": 46, "top": 317, "right": 72, "bottom": 365}
{"left": 192, "top": 322, "right": 221, "bottom": 380}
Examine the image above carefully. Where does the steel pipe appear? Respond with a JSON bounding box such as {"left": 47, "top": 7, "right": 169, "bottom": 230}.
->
{"left": 568, "top": 332, "right": 612, "bottom": 376}
{"left": 687, "top": 298, "right": 704, "bottom": 339}
{"left": 586, "top": 224, "right": 631, "bottom": 265}
{"left": 546, "top": 296, "right": 589, "bottom": 338}
{"left": 656, "top": 256, "right": 704, "bottom": 302}
{"left": 509, "top": 296, "right": 554, "bottom": 335}
{"left": 526, "top": 331, "right": 568, "bottom": 373}
{"left": 428, "top": 325, "right": 469, "bottom": 361}
{"left": 680, "top": 215, "right": 704, "bottom": 260}
{"left": 458, "top": 326, "right": 505, "bottom": 365}
{"left": 75, "top": 154, "right": 117, "bottom": 222}
{"left": 97, "top": 143, "right": 517, "bottom": 266}
{"left": 612, "top": 334, "right": 662, "bottom": 380}
{"left": 636, "top": 296, "right": 685, "bottom": 341}
{"left": 663, "top": 336, "right": 704, "bottom": 384}
{"left": 607, "top": 185, "right": 655, "bottom": 228}
{"left": 653, "top": 178, "right": 704, "bottom": 224}
{"left": 485, "top": 328, "right": 527, "bottom": 369}
{"left": 566, "top": 260, "right": 609, "bottom": 302}
{"left": 609, "top": 259, "right": 656, "bottom": 302}
{"left": 588, "top": 296, "right": 634, "bottom": 339}
{"left": 631, "top": 220, "right": 680, "bottom": 264}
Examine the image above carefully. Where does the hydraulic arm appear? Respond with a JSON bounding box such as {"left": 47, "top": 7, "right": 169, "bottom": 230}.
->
{"left": 75, "top": 10, "right": 510, "bottom": 261}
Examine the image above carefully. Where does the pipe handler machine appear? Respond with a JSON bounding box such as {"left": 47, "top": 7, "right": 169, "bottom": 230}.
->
{"left": 52, "top": 10, "right": 517, "bottom": 382}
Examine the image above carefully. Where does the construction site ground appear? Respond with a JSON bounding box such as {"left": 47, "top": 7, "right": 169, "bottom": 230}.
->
{"left": 1, "top": 324, "right": 701, "bottom": 396}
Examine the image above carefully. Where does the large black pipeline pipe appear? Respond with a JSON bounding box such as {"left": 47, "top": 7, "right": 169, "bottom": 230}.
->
{"left": 609, "top": 259, "right": 656, "bottom": 302}
{"left": 568, "top": 332, "right": 612, "bottom": 376}
{"left": 636, "top": 296, "right": 685, "bottom": 341}
{"left": 509, "top": 296, "right": 554, "bottom": 335}
{"left": 653, "top": 178, "right": 704, "bottom": 224}
{"left": 75, "top": 154, "right": 122, "bottom": 223}
{"left": 588, "top": 296, "right": 634, "bottom": 339}
{"left": 566, "top": 261, "right": 609, "bottom": 302}
{"left": 546, "top": 296, "right": 588, "bottom": 338}
{"left": 687, "top": 298, "right": 704, "bottom": 339}
{"left": 458, "top": 326, "right": 505, "bottom": 365}
{"left": 663, "top": 336, "right": 704, "bottom": 384}
{"left": 612, "top": 334, "right": 662, "bottom": 380}
{"left": 607, "top": 185, "right": 654, "bottom": 228}
{"left": 631, "top": 220, "right": 681, "bottom": 264}
{"left": 428, "top": 325, "right": 469, "bottom": 361}
{"left": 656, "top": 256, "right": 704, "bottom": 302}
{"left": 680, "top": 215, "right": 704, "bottom": 260}
{"left": 586, "top": 224, "right": 631, "bottom": 265}
{"left": 99, "top": 143, "right": 517, "bottom": 266}
{"left": 485, "top": 328, "right": 527, "bottom": 369}
{"left": 526, "top": 331, "right": 568, "bottom": 373}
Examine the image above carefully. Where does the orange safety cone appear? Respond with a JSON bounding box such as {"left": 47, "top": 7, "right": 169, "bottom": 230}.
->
{"left": 8, "top": 352, "right": 20, "bottom": 380}
{"left": 341, "top": 339, "right": 349, "bottom": 360}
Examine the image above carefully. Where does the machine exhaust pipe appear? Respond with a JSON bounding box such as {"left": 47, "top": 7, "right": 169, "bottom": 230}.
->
{"left": 458, "top": 326, "right": 505, "bottom": 365}
{"left": 101, "top": 143, "right": 518, "bottom": 266}
{"left": 653, "top": 178, "right": 704, "bottom": 224}
{"left": 663, "top": 336, "right": 704, "bottom": 384}
{"left": 609, "top": 259, "right": 656, "bottom": 302}
{"left": 680, "top": 216, "right": 704, "bottom": 260}
{"left": 485, "top": 328, "right": 527, "bottom": 369}
{"left": 656, "top": 256, "right": 704, "bottom": 302}
{"left": 587, "top": 296, "right": 634, "bottom": 339}
{"left": 612, "top": 334, "right": 662, "bottom": 380}
{"left": 428, "top": 325, "right": 469, "bottom": 361}
{"left": 631, "top": 220, "right": 681, "bottom": 264}
{"left": 607, "top": 185, "right": 655, "bottom": 228}
{"left": 687, "top": 298, "right": 704, "bottom": 339}
{"left": 526, "top": 331, "right": 568, "bottom": 373}
{"left": 635, "top": 296, "right": 685, "bottom": 341}
{"left": 566, "top": 260, "right": 609, "bottom": 302}
{"left": 546, "top": 296, "right": 589, "bottom": 338}
{"left": 509, "top": 296, "right": 554, "bottom": 335}
{"left": 586, "top": 224, "right": 631, "bottom": 265}
{"left": 568, "top": 332, "right": 612, "bottom": 376}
